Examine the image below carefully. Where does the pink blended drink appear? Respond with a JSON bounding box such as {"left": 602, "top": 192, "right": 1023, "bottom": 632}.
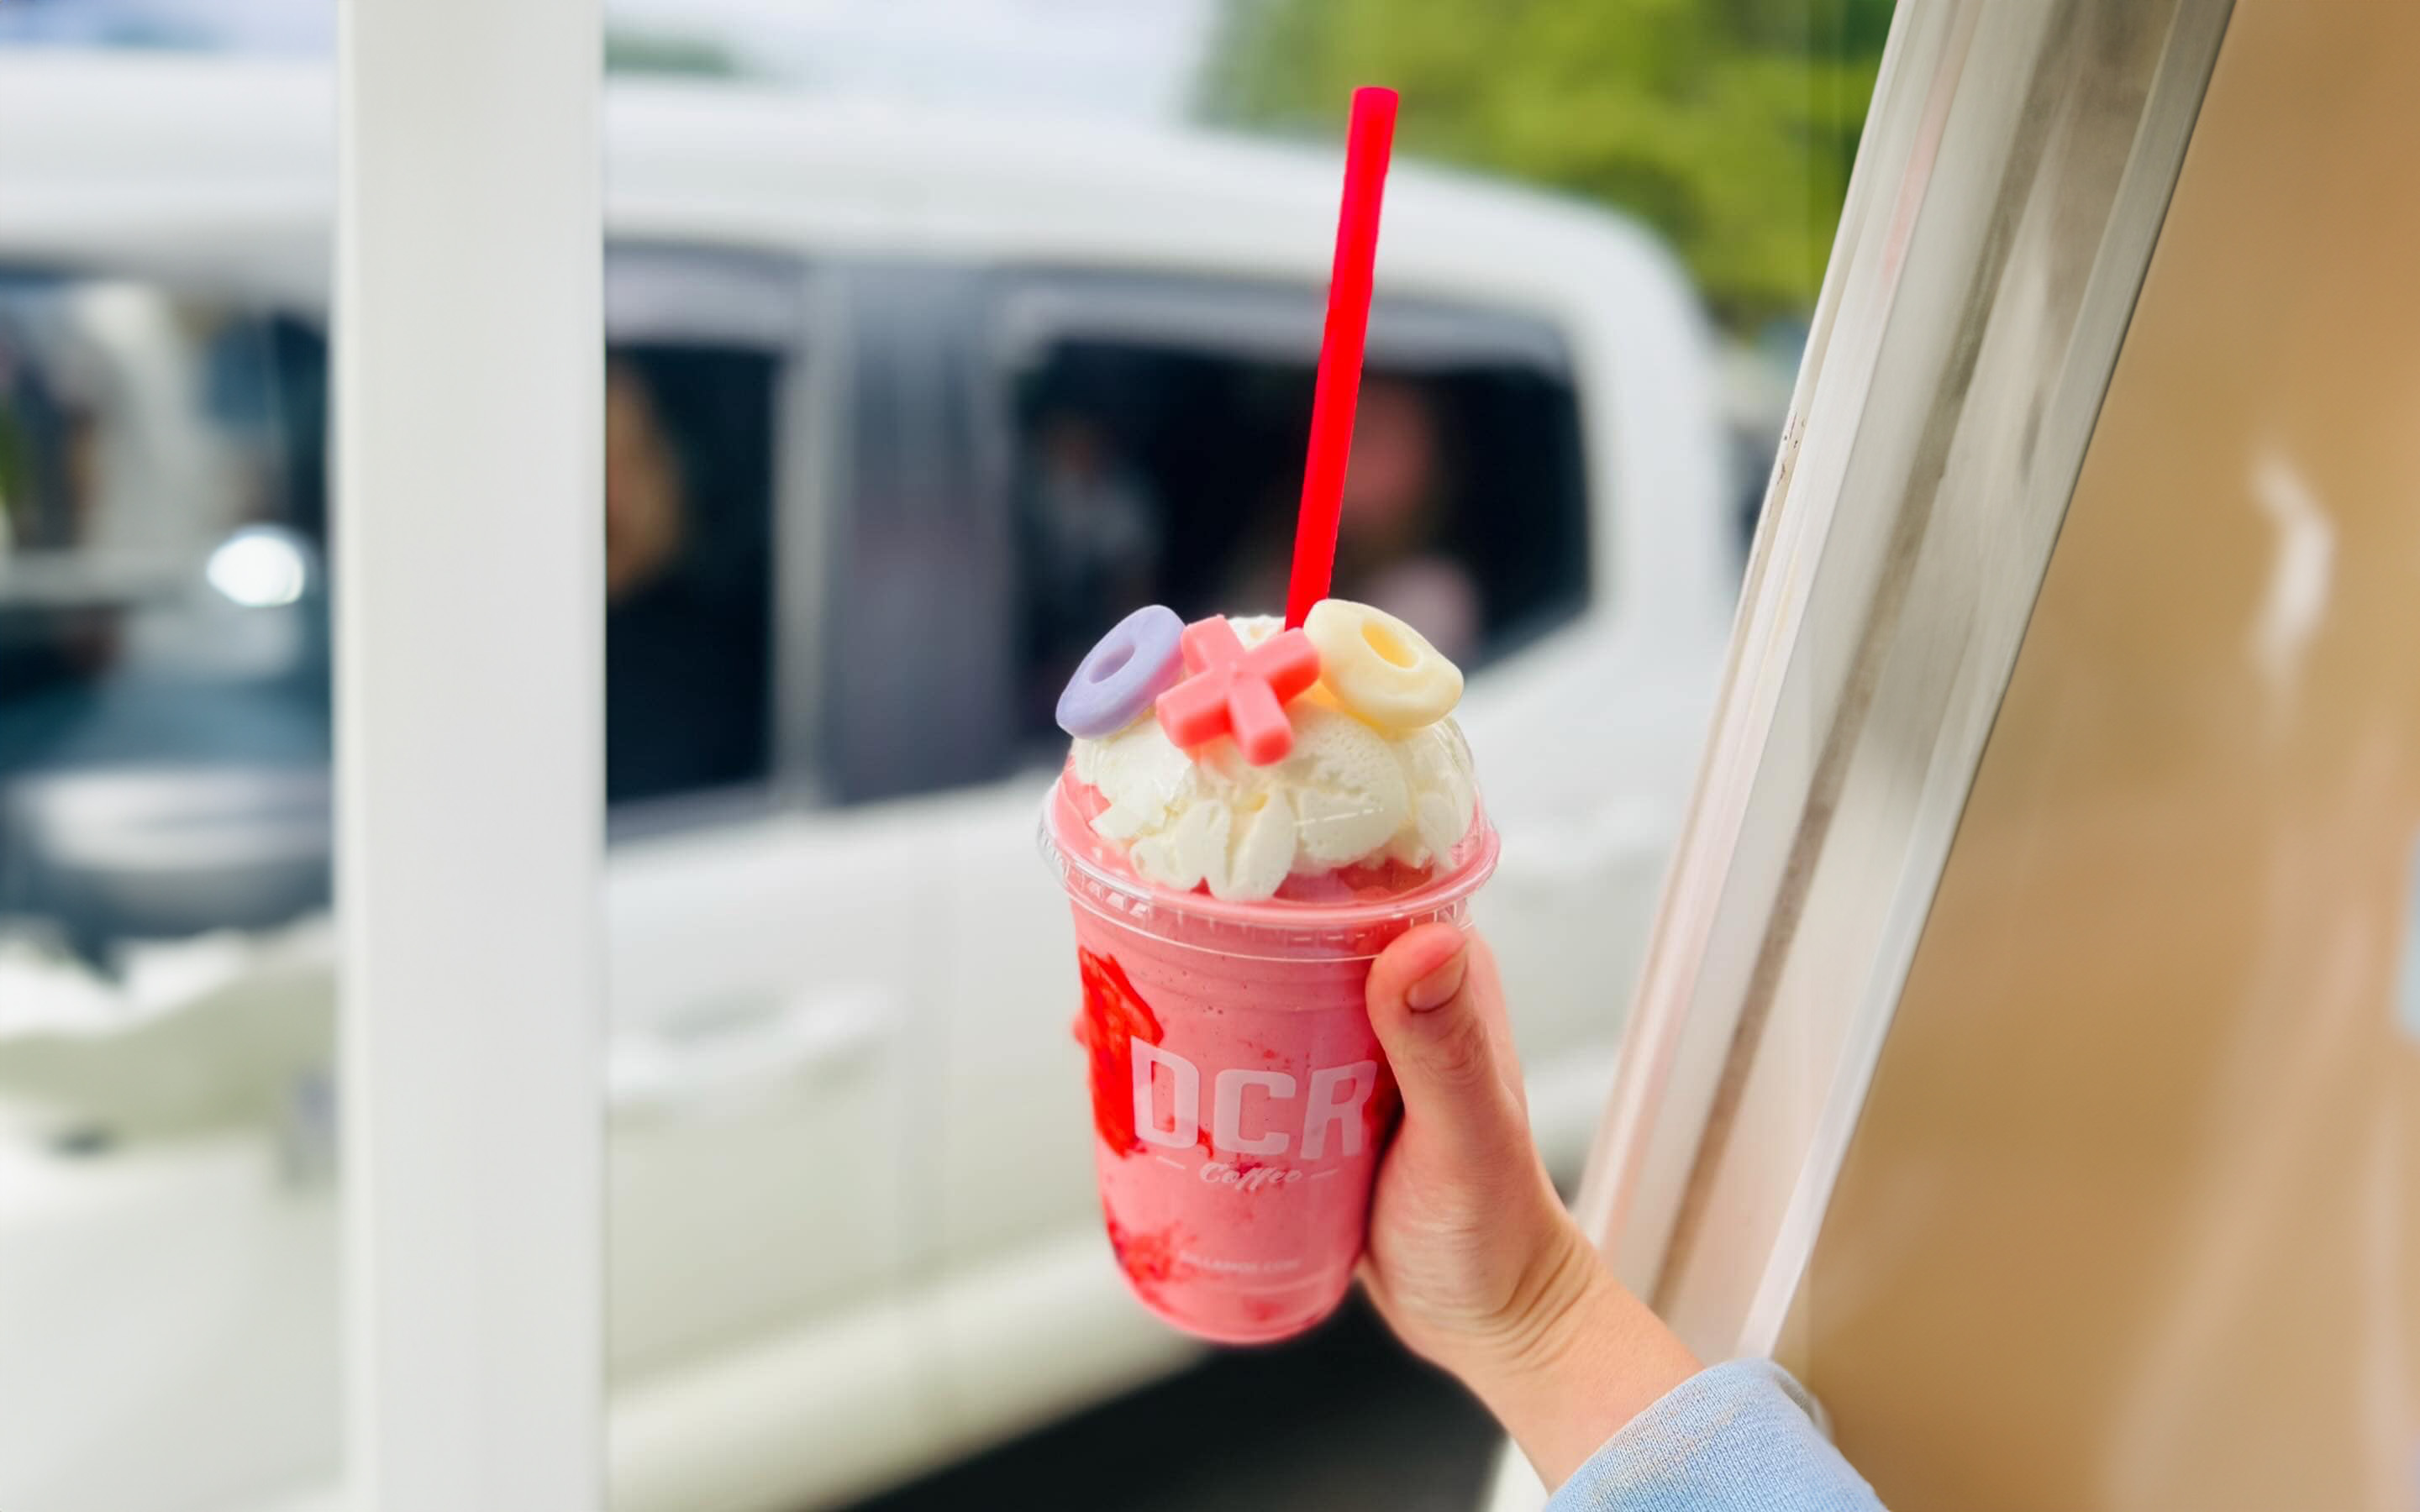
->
{"left": 1042, "top": 601, "right": 1494, "bottom": 1343}
{"left": 1043, "top": 87, "right": 1442, "bottom": 1343}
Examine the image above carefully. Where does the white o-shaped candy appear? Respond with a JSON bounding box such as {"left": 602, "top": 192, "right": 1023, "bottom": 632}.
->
{"left": 1303, "top": 598, "right": 1464, "bottom": 732}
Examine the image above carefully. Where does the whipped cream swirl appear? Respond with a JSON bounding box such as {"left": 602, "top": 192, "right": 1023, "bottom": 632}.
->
{"left": 1070, "top": 620, "right": 1478, "bottom": 903}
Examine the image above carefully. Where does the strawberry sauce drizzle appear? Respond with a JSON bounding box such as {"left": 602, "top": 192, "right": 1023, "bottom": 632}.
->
{"left": 1075, "top": 947, "right": 1162, "bottom": 1156}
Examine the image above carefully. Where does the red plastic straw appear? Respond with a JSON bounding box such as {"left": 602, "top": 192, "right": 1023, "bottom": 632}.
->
{"left": 1284, "top": 86, "right": 1398, "bottom": 630}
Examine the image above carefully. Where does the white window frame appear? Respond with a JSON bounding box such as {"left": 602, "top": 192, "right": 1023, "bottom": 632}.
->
{"left": 1485, "top": 0, "right": 2233, "bottom": 1504}
{"left": 335, "top": 2, "right": 603, "bottom": 1506}
{"left": 1576, "top": 0, "right": 2233, "bottom": 1365}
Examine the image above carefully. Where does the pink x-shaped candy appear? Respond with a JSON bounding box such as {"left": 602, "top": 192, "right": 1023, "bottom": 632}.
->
{"left": 1155, "top": 616, "right": 1321, "bottom": 765}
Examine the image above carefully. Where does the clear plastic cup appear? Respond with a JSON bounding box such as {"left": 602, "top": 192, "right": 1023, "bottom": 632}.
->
{"left": 1039, "top": 765, "right": 1499, "bottom": 1344}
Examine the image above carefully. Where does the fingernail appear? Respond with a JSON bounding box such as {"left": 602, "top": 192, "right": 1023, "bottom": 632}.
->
{"left": 1406, "top": 950, "right": 1467, "bottom": 1011}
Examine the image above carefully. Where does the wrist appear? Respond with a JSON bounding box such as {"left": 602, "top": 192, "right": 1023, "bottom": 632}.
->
{"left": 1444, "top": 1226, "right": 1702, "bottom": 1489}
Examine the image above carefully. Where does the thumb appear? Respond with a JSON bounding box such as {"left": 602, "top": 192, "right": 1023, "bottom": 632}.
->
{"left": 1365, "top": 923, "right": 1528, "bottom": 1160}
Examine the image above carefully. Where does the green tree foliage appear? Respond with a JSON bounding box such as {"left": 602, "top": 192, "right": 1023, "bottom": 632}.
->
{"left": 1202, "top": 0, "right": 1895, "bottom": 328}
{"left": 605, "top": 26, "right": 747, "bottom": 79}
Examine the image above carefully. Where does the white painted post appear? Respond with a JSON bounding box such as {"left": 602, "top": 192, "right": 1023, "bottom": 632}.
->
{"left": 335, "top": 1, "right": 602, "bottom": 1507}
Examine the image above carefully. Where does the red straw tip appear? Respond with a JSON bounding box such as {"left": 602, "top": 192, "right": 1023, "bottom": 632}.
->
{"left": 1283, "top": 86, "right": 1399, "bottom": 630}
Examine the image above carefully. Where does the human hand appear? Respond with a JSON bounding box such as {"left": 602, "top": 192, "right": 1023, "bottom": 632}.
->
{"left": 1360, "top": 924, "right": 1701, "bottom": 1488}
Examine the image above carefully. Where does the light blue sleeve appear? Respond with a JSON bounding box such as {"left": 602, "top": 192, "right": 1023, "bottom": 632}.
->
{"left": 1544, "top": 1359, "right": 1886, "bottom": 1512}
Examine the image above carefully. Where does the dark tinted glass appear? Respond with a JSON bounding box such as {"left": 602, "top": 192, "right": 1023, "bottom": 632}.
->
{"left": 602, "top": 345, "right": 776, "bottom": 807}
{"left": 0, "top": 275, "right": 331, "bottom": 947}
{"left": 0, "top": 267, "right": 790, "bottom": 946}
{"left": 1007, "top": 334, "right": 1588, "bottom": 748}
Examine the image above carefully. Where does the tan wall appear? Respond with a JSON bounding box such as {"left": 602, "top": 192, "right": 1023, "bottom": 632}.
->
{"left": 1782, "top": 3, "right": 2420, "bottom": 1508}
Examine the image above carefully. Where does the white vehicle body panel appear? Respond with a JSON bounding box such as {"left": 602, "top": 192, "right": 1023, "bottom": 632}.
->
{"left": 0, "top": 52, "right": 1732, "bottom": 1511}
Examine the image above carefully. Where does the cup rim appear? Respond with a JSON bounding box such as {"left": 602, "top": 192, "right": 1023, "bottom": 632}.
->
{"left": 1038, "top": 788, "right": 1500, "bottom": 958}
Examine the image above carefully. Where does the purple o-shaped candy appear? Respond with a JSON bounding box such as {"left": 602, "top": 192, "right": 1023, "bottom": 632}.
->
{"left": 1057, "top": 605, "right": 1186, "bottom": 738}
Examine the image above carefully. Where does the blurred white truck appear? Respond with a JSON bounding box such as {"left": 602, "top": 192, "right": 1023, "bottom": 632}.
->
{"left": 0, "top": 51, "right": 1733, "bottom": 1512}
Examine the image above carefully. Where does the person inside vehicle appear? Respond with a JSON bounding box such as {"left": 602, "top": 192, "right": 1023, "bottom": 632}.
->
{"left": 1363, "top": 924, "right": 1886, "bottom": 1512}
{"left": 602, "top": 353, "right": 770, "bottom": 805}
{"left": 1228, "top": 376, "right": 1482, "bottom": 662}
{"left": 1019, "top": 405, "right": 1164, "bottom": 731}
